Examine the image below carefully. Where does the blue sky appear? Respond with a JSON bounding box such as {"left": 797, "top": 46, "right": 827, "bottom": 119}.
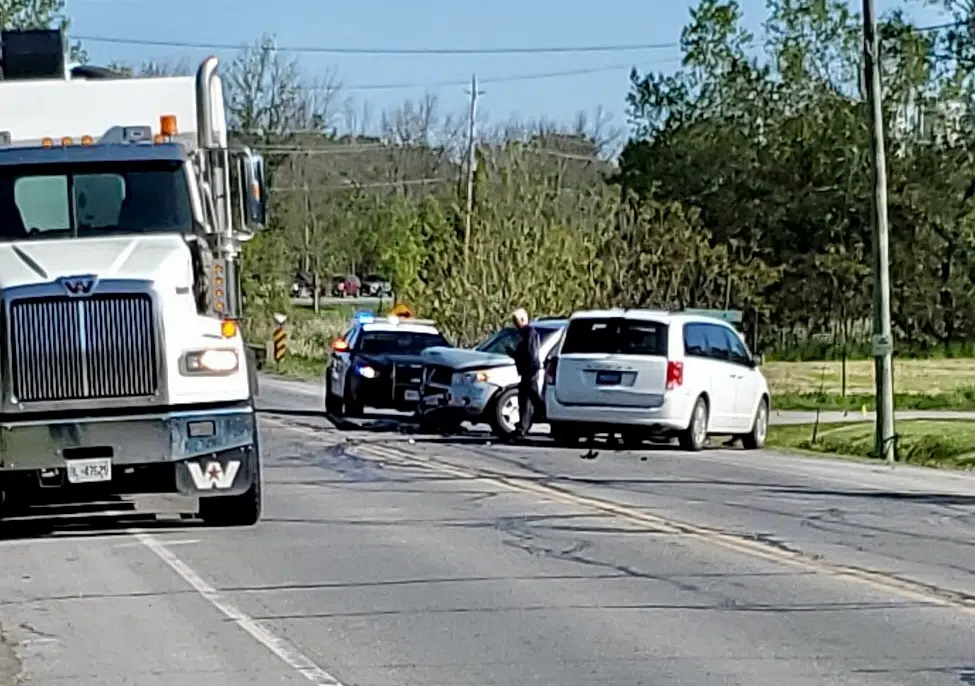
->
{"left": 66, "top": 0, "right": 946, "bottom": 134}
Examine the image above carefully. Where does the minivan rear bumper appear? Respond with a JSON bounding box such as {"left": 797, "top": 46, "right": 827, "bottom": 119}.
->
{"left": 544, "top": 388, "right": 692, "bottom": 430}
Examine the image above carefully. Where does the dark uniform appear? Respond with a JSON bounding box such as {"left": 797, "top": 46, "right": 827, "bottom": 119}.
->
{"left": 513, "top": 323, "right": 542, "bottom": 438}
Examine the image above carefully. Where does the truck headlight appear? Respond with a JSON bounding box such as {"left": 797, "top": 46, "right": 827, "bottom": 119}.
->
{"left": 462, "top": 370, "right": 491, "bottom": 384}
{"left": 183, "top": 349, "right": 239, "bottom": 374}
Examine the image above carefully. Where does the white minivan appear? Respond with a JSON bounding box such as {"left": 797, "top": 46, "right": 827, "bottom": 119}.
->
{"left": 543, "top": 309, "right": 770, "bottom": 451}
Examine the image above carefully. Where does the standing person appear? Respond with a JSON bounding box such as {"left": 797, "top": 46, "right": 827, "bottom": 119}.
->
{"left": 511, "top": 308, "right": 542, "bottom": 440}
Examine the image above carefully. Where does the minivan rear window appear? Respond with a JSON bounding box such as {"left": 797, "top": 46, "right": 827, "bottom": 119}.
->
{"left": 561, "top": 318, "right": 668, "bottom": 356}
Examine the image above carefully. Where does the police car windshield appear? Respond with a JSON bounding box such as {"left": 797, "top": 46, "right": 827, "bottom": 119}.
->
{"left": 0, "top": 160, "right": 193, "bottom": 241}
{"left": 359, "top": 331, "right": 448, "bottom": 355}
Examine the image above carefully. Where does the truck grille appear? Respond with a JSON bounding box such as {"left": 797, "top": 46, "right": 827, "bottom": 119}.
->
{"left": 9, "top": 294, "right": 159, "bottom": 402}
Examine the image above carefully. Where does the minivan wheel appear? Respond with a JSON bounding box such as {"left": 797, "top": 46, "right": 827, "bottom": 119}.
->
{"left": 678, "top": 396, "right": 709, "bottom": 452}
{"left": 741, "top": 398, "right": 769, "bottom": 450}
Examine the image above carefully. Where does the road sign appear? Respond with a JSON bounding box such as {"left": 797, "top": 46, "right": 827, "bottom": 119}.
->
{"left": 272, "top": 326, "right": 287, "bottom": 362}
{"left": 683, "top": 309, "right": 744, "bottom": 325}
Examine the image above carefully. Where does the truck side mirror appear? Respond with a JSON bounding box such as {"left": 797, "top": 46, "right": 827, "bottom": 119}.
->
{"left": 235, "top": 150, "right": 267, "bottom": 231}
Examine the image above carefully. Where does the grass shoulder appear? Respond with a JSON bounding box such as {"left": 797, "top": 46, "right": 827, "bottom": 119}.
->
{"left": 766, "top": 419, "right": 975, "bottom": 469}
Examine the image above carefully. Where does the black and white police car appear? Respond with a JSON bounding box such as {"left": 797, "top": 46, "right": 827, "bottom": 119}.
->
{"left": 324, "top": 311, "right": 451, "bottom": 417}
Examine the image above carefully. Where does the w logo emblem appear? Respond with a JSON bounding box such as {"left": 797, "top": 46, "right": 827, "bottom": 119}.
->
{"left": 187, "top": 460, "right": 241, "bottom": 490}
{"left": 59, "top": 275, "right": 98, "bottom": 297}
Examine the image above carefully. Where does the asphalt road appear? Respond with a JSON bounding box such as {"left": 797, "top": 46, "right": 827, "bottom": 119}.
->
{"left": 2, "top": 377, "right": 975, "bottom": 684}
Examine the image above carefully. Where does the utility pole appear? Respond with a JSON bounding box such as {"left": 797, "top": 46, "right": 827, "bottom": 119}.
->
{"left": 463, "top": 74, "right": 484, "bottom": 276}
{"left": 862, "top": 0, "right": 896, "bottom": 464}
{"left": 304, "top": 183, "right": 320, "bottom": 314}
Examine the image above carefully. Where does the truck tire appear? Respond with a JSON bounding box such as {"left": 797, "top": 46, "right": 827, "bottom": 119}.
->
{"left": 246, "top": 347, "right": 259, "bottom": 397}
{"left": 199, "top": 437, "right": 263, "bottom": 527}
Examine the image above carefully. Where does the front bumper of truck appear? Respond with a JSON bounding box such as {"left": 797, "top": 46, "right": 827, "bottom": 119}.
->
{"left": 0, "top": 404, "right": 259, "bottom": 499}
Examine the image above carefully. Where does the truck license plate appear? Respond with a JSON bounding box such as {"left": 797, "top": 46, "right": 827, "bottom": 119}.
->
{"left": 66, "top": 458, "right": 112, "bottom": 484}
{"left": 404, "top": 390, "right": 420, "bottom": 401}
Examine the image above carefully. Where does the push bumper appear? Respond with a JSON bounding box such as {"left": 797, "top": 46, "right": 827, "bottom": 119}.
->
{"left": 0, "top": 405, "right": 258, "bottom": 498}
{"left": 421, "top": 379, "right": 499, "bottom": 416}
{"left": 351, "top": 376, "right": 423, "bottom": 409}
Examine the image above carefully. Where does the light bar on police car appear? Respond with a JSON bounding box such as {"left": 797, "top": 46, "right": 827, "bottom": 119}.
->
{"left": 354, "top": 311, "right": 376, "bottom": 324}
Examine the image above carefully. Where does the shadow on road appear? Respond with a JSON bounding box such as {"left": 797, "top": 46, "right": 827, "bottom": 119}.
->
{"left": 765, "top": 485, "right": 975, "bottom": 507}
{"left": 0, "top": 511, "right": 205, "bottom": 542}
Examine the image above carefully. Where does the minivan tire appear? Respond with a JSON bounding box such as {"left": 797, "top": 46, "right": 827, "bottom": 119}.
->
{"left": 741, "top": 397, "right": 769, "bottom": 450}
{"left": 679, "top": 396, "right": 709, "bottom": 452}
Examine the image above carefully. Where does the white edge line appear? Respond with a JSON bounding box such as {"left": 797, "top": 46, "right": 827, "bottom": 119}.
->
{"left": 133, "top": 531, "right": 344, "bottom": 686}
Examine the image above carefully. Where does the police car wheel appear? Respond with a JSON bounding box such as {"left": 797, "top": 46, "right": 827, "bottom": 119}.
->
{"left": 343, "top": 378, "right": 363, "bottom": 417}
{"left": 325, "top": 390, "right": 342, "bottom": 415}
{"left": 325, "top": 370, "right": 343, "bottom": 415}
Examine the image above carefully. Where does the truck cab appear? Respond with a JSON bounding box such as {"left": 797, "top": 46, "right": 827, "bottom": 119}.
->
{"left": 0, "top": 29, "right": 269, "bottom": 527}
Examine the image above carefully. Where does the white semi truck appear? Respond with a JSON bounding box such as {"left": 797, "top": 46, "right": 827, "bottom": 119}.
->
{"left": 0, "top": 29, "right": 269, "bottom": 526}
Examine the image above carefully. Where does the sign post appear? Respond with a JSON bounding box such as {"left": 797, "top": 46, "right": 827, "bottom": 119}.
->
{"left": 270, "top": 312, "right": 287, "bottom": 364}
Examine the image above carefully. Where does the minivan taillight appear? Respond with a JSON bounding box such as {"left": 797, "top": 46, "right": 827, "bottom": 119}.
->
{"left": 666, "top": 360, "right": 683, "bottom": 390}
{"left": 545, "top": 356, "right": 559, "bottom": 384}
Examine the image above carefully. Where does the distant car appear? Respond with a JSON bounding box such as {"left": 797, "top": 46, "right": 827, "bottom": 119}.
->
{"left": 325, "top": 312, "right": 451, "bottom": 416}
{"left": 291, "top": 271, "right": 313, "bottom": 299}
{"left": 418, "top": 318, "right": 567, "bottom": 437}
{"left": 362, "top": 274, "right": 393, "bottom": 298}
{"left": 544, "top": 309, "right": 770, "bottom": 450}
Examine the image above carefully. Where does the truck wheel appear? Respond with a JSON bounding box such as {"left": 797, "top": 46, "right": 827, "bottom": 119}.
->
{"left": 246, "top": 347, "right": 259, "bottom": 397}
{"left": 199, "top": 450, "right": 263, "bottom": 527}
{"left": 489, "top": 387, "right": 520, "bottom": 438}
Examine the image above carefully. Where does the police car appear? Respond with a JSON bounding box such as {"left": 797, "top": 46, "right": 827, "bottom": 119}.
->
{"left": 325, "top": 311, "right": 451, "bottom": 416}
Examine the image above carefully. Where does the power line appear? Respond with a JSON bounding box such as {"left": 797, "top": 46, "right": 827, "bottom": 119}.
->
{"left": 309, "top": 62, "right": 673, "bottom": 92}
{"left": 75, "top": 19, "right": 964, "bottom": 57}
{"left": 75, "top": 33, "right": 681, "bottom": 56}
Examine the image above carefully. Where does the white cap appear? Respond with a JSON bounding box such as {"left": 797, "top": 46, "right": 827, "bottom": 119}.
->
{"left": 512, "top": 308, "right": 529, "bottom": 325}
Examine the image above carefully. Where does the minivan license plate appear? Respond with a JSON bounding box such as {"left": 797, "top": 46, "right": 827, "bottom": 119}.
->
{"left": 404, "top": 390, "right": 420, "bottom": 401}
{"left": 595, "top": 371, "right": 621, "bottom": 385}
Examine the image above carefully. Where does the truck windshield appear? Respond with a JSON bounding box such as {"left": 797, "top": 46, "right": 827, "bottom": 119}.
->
{"left": 0, "top": 159, "right": 193, "bottom": 241}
